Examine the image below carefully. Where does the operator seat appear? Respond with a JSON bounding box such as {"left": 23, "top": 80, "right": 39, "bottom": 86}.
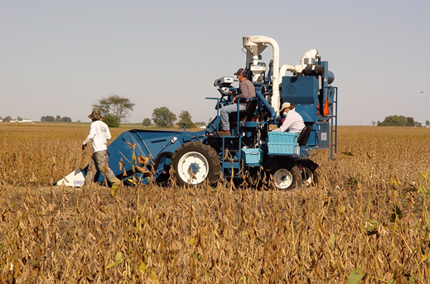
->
{"left": 228, "top": 99, "right": 258, "bottom": 123}
{"left": 297, "top": 126, "right": 312, "bottom": 146}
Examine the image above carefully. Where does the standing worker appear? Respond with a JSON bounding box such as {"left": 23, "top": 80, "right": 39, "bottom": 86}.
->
{"left": 83, "top": 110, "right": 121, "bottom": 193}
{"left": 274, "top": 102, "right": 305, "bottom": 133}
{"left": 219, "top": 68, "right": 256, "bottom": 135}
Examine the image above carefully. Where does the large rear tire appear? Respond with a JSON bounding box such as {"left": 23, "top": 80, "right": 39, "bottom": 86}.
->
{"left": 171, "top": 141, "right": 220, "bottom": 186}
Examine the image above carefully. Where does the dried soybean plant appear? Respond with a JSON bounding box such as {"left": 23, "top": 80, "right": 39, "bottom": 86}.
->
{"left": 1, "top": 125, "right": 430, "bottom": 283}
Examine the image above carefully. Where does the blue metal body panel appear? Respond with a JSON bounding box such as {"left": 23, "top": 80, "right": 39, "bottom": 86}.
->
{"left": 95, "top": 129, "right": 206, "bottom": 184}
{"left": 255, "top": 88, "right": 277, "bottom": 120}
{"left": 279, "top": 61, "right": 337, "bottom": 156}
{"left": 317, "top": 122, "right": 330, "bottom": 149}
{"left": 282, "top": 76, "right": 318, "bottom": 122}
{"left": 282, "top": 76, "right": 318, "bottom": 123}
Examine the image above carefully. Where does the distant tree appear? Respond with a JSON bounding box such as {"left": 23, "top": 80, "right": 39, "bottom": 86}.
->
{"left": 426, "top": 120, "right": 429, "bottom": 127}
{"left": 406, "top": 117, "right": 415, "bottom": 127}
{"left": 371, "top": 121, "right": 376, "bottom": 126}
{"left": 177, "top": 110, "right": 196, "bottom": 128}
{"left": 103, "top": 114, "right": 120, "bottom": 128}
{"left": 17, "top": 116, "right": 22, "bottom": 122}
{"left": 41, "top": 115, "right": 71, "bottom": 122}
{"left": 3, "top": 116, "right": 12, "bottom": 122}
{"left": 41, "top": 116, "right": 55, "bottom": 122}
{"left": 377, "top": 115, "right": 418, "bottom": 127}
{"left": 142, "top": 118, "right": 152, "bottom": 127}
{"left": 152, "top": 107, "right": 176, "bottom": 127}
{"left": 92, "top": 94, "right": 135, "bottom": 123}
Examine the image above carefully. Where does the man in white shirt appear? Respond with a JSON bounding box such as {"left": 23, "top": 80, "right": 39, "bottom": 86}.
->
{"left": 274, "top": 102, "right": 305, "bottom": 133}
{"left": 83, "top": 110, "right": 120, "bottom": 193}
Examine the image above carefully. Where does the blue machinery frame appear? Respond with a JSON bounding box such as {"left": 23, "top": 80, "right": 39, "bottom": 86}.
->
{"left": 92, "top": 59, "right": 337, "bottom": 185}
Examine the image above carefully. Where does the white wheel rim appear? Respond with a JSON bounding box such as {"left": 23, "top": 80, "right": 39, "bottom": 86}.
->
{"left": 304, "top": 168, "right": 313, "bottom": 185}
{"left": 273, "top": 168, "right": 293, "bottom": 189}
{"left": 177, "top": 151, "right": 209, "bottom": 185}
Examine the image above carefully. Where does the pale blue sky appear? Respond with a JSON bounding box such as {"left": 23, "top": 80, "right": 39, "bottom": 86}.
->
{"left": 1, "top": 0, "right": 429, "bottom": 125}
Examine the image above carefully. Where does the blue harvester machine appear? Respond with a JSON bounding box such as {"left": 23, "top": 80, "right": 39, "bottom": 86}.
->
{"left": 58, "top": 36, "right": 337, "bottom": 189}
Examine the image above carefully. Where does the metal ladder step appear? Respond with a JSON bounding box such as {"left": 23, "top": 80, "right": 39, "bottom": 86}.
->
{"left": 330, "top": 87, "right": 338, "bottom": 161}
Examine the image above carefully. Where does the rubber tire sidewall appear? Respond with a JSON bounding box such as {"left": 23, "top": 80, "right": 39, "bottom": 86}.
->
{"left": 271, "top": 165, "right": 302, "bottom": 190}
{"left": 171, "top": 141, "right": 220, "bottom": 186}
{"left": 154, "top": 151, "right": 174, "bottom": 184}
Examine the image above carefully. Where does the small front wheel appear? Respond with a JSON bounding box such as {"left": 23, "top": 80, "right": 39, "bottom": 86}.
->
{"left": 302, "top": 167, "right": 315, "bottom": 186}
{"left": 271, "top": 165, "right": 301, "bottom": 190}
{"left": 298, "top": 162, "right": 319, "bottom": 186}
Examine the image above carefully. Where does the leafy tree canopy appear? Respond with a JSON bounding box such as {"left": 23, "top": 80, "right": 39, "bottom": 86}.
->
{"left": 103, "top": 114, "right": 120, "bottom": 128}
{"left": 41, "top": 115, "right": 72, "bottom": 122}
{"left": 152, "top": 107, "right": 176, "bottom": 128}
{"left": 142, "top": 118, "right": 152, "bottom": 127}
{"left": 41, "top": 116, "right": 55, "bottom": 122}
{"left": 92, "top": 94, "right": 135, "bottom": 123}
{"left": 177, "top": 110, "right": 196, "bottom": 128}
{"left": 377, "top": 115, "right": 421, "bottom": 127}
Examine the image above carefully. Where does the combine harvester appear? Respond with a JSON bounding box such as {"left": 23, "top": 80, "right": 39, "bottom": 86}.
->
{"left": 58, "top": 35, "right": 337, "bottom": 189}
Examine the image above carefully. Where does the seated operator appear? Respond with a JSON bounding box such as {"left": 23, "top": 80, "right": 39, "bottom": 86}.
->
{"left": 219, "top": 68, "right": 256, "bottom": 135}
{"left": 274, "top": 102, "right": 305, "bottom": 133}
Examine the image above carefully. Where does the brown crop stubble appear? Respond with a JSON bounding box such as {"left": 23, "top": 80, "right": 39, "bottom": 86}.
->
{"left": 0, "top": 123, "right": 124, "bottom": 187}
{"left": 1, "top": 124, "right": 430, "bottom": 283}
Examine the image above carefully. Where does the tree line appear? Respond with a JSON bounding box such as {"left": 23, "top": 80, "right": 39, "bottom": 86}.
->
{"left": 92, "top": 94, "right": 202, "bottom": 128}
{"left": 0, "top": 116, "right": 14, "bottom": 122}
{"left": 2, "top": 94, "right": 205, "bottom": 127}
{"left": 41, "top": 115, "right": 72, "bottom": 122}
{"left": 1, "top": 116, "right": 30, "bottom": 122}
{"left": 376, "top": 115, "right": 423, "bottom": 127}
{"left": 143, "top": 107, "right": 198, "bottom": 128}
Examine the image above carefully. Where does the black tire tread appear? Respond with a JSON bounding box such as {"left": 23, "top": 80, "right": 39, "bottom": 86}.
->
{"left": 171, "top": 141, "right": 220, "bottom": 186}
